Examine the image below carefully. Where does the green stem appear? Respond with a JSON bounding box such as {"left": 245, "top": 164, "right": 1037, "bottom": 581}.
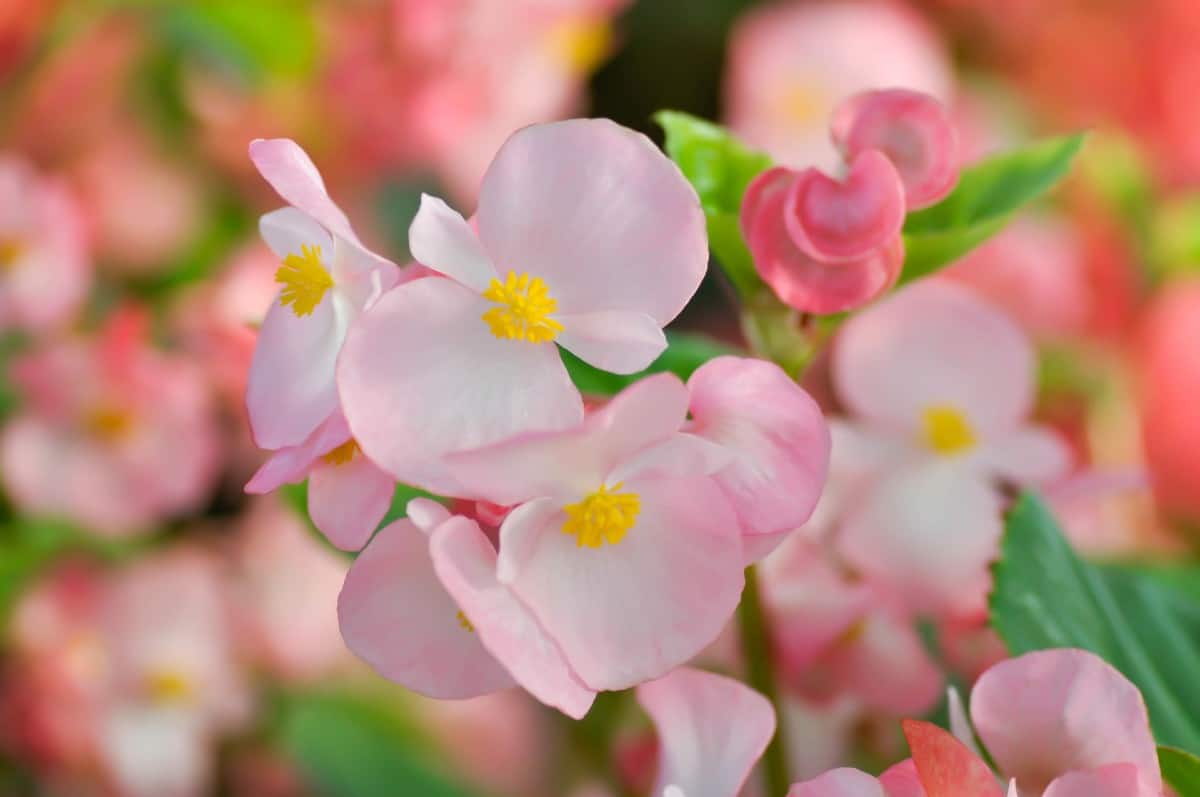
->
{"left": 738, "top": 565, "right": 790, "bottom": 796}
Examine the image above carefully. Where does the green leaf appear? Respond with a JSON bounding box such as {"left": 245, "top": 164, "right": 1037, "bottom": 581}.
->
{"left": 158, "top": 0, "right": 319, "bottom": 82}
{"left": 991, "top": 494, "right": 1200, "bottom": 752}
{"left": 563, "top": 331, "right": 738, "bottom": 397}
{"left": 901, "top": 134, "right": 1086, "bottom": 283}
{"left": 1161, "top": 746, "right": 1200, "bottom": 797}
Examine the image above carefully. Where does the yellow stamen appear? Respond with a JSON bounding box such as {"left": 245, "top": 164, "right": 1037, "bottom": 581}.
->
{"left": 0, "top": 237, "right": 24, "bottom": 271}
{"left": 85, "top": 405, "right": 135, "bottom": 442}
{"left": 144, "top": 669, "right": 195, "bottom": 705}
{"left": 776, "top": 82, "right": 828, "bottom": 125}
{"left": 481, "top": 271, "right": 563, "bottom": 343}
{"left": 321, "top": 439, "right": 359, "bottom": 466}
{"left": 276, "top": 244, "right": 334, "bottom": 317}
{"left": 457, "top": 610, "right": 475, "bottom": 633}
{"left": 922, "top": 404, "right": 977, "bottom": 455}
{"left": 562, "top": 483, "right": 641, "bottom": 548}
{"left": 546, "top": 17, "right": 614, "bottom": 75}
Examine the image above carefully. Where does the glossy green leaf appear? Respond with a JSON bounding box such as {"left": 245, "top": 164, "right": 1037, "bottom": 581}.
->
{"left": 563, "top": 330, "right": 738, "bottom": 397}
{"left": 1161, "top": 746, "right": 1200, "bottom": 797}
{"left": 901, "top": 134, "right": 1086, "bottom": 283}
{"left": 990, "top": 494, "right": 1200, "bottom": 753}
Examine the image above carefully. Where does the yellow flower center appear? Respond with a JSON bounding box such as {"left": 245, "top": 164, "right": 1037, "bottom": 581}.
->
{"left": 545, "top": 17, "right": 613, "bottom": 75}
{"left": 776, "top": 81, "right": 828, "bottom": 125}
{"left": 0, "top": 236, "right": 25, "bottom": 271}
{"left": 321, "top": 439, "right": 360, "bottom": 466}
{"left": 922, "top": 404, "right": 977, "bottom": 455}
{"left": 85, "top": 405, "right": 135, "bottom": 442}
{"left": 456, "top": 610, "right": 475, "bottom": 633}
{"left": 562, "top": 483, "right": 641, "bottom": 548}
{"left": 481, "top": 271, "right": 563, "bottom": 343}
{"left": 144, "top": 669, "right": 196, "bottom": 706}
{"left": 276, "top": 244, "right": 334, "bottom": 317}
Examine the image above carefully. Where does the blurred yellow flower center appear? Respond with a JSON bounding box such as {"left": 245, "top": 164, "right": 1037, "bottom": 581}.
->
{"left": 482, "top": 271, "right": 563, "bottom": 343}
{"left": 922, "top": 404, "right": 977, "bottom": 455}
{"left": 277, "top": 244, "right": 334, "bottom": 317}
{"left": 85, "top": 405, "right": 135, "bottom": 442}
{"left": 562, "top": 483, "right": 641, "bottom": 548}
{"left": 456, "top": 610, "right": 475, "bottom": 633}
{"left": 0, "top": 237, "right": 25, "bottom": 271}
{"left": 322, "top": 439, "right": 359, "bottom": 466}
{"left": 777, "top": 82, "right": 828, "bottom": 125}
{"left": 145, "top": 669, "right": 196, "bottom": 705}
{"left": 546, "top": 17, "right": 613, "bottom": 75}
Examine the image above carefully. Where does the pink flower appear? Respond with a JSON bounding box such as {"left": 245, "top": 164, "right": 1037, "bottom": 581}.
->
{"left": 245, "top": 137, "right": 399, "bottom": 451}
{"left": 0, "top": 157, "right": 90, "bottom": 333}
{"left": 725, "top": 1, "right": 952, "bottom": 172}
{"left": 1, "top": 311, "right": 221, "bottom": 536}
{"left": 828, "top": 281, "right": 1071, "bottom": 617}
{"left": 443, "top": 374, "right": 741, "bottom": 690}
{"left": 338, "top": 119, "right": 708, "bottom": 495}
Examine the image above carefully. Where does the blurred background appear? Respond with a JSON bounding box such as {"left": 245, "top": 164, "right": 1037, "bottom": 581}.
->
{"left": 2, "top": 1, "right": 1199, "bottom": 796}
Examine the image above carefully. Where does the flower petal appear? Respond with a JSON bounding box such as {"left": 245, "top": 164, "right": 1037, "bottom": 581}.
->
{"left": 244, "top": 411, "right": 352, "bottom": 494}
{"left": 1042, "top": 764, "right": 1152, "bottom": 797}
{"left": 787, "top": 768, "right": 887, "bottom": 797}
{"left": 337, "top": 276, "right": 583, "bottom": 495}
{"left": 901, "top": 720, "right": 1004, "bottom": 797}
{"left": 259, "top": 206, "right": 334, "bottom": 263}
{"left": 249, "top": 138, "right": 358, "bottom": 244}
{"left": 608, "top": 433, "right": 733, "bottom": 484}
{"left": 308, "top": 452, "right": 394, "bottom": 552}
{"left": 969, "top": 649, "right": 1161, "bottom": 796}
{"left": 688, "top": 356, "right": 830, "bottom": 536}
{"left": 430, "top": 516, "right": 596, "bottom": 719}
{"left": 476, "top": 119, "right": 707, "bottom": 324}
{"left": 556, "top": 310, "right": 668, "bottom": 375}
{"left": 637, "top": 667, "right": 775, "bottom": 797}
{"left": 337, "top": 519, "right": 514, "bottom": 699}
{"left": 409, "top": 193, "right": 497, "bottom": 292}
{"left": 978, "top": 426, "right": 1072, "bottom": 486}
{"left": 879, "top": 760, "right": 926, "bottom": 797}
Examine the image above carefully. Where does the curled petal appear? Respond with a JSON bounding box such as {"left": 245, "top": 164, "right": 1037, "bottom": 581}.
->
{"left": 249, "top": 139, "right": 358, "bottom": 244}
{"left": 244, "top": 411, "right": 351, "bottom": 494}
{"left": 408, "top": 193, "right": 497, "bottom": 292}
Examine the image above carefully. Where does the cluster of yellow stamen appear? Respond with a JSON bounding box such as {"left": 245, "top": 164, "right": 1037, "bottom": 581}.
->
{"left": 321, "top": 439, "right": 360, "bottom": 466}
{"left": 545, "top": 17, "right": 613, "bottom": 75}
{"left": 84, "top": 405, "right": 135, "bottom": 442}
{"left": 922, "top": 404, "right": 977, "bottom": 455}
{"left": 481, "top": 271, "right": 563, "bottom": 343}
{"left": 277, "top": 244, "right": 334, "bottom": 317}
{"left": 562, "top": 483, "right": 641, "bottom": 548}
{"left": 456, "top": 610, "right": 475, "bottom": 633}
{"left": 0, "top": 237, "right": 24, "bottom": 271}
{"left": 144, "top": 669, "right": 196, "bottom": 705}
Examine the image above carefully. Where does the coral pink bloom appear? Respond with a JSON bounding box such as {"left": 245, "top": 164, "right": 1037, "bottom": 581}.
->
{"left": 830, "top": 281, "right": 1071, "bottom": 616}
{"left": 1, "top": 312, "right": 221, "bottom": 536}
{"left": 742, "top": 165, "right": 904, "bottom": 315}
{"left": 446, "top": 374, "right": 742, "bottom": 690}
{"left": 339, "top": 119, "right": 708, "bottom": 494}
{"left": 831, "top": 90, "right": 959, "bottom": 210}
{"left": 245, "top": 138, "right": 398, "bottom": 451}
{"left": 725, "top": 1, "right": 952, "bottom": 172}
{"left": 339, "top": 499, "right": 595, "bottom": 717}
{"left": 636, "top": 667, "right": 776, "bottom": 797}
{"left": 0, "top": 157, "right": 89, "bottom": 333}
{"left": 686, "top": 356, "right": 830, "bottom": 545}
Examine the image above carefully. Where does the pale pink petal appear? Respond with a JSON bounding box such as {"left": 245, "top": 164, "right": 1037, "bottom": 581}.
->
{"left": 827, "top": 611, "right": 943, "bottom": 716}
{"left": 502, "top": 477, "right": 743, "bottom": 690}
{"left": 337, "top": 519, "right": 514, "bottom": 699}
{"left": 556, "top": 310, "right": 668, "bottom": 374}
{"left": 1042, "top": 764, "right": 1152, "bottom": 797}
{"left": 946, "top": 688, "right": 983, "bottom": 759}
{"left": 879, "top": 760, "right": 926, "bottom": 797}
{"left": 834, "top": 281, "right": 1034, "bottom": 438}
{"left": 430, "top": 516, "right": 596, "bottom": 719}
{"left": 784, "top": 151, "right": 906, "bottom": 263}
{"left": 495, "top": 497, "right": 562, "bottom": 584}
{"left": 258, "top": 206, "right": 333, "bottom": 263}
{"left": 337, "top": 277, "right": 583, "bottom": 495}
{"left": 901, "top": 720, "right": 1004, "bottom": 797}
{"left": 249, "top": 138, "right": 357, "bottom": 243}
{"left": 688, "top": 356, "right": 830, "bottom": 536}
{"left": 308, "top": 452, "right": 394, "bottom": 551}
{"left": 838, "top": 461, "right": 1003, "bottom": 616}
{"left": 608, "top": 433, "right": 733, "bottom": 484}
{"left": 408, "top": 193, "right": 497, "bottom": 292}
{"left": 244, "top": 411, "right": 351, "bottom": 494}
{"left": 407, "top": 497, "right": 452, "bottom": 535}
{"left": 978, "top": 427, "right": 1073, "bottom": 486}
{"left": 636, "top": 667, "right": 775, "bottom": 797}
{"left": 787, "top": 768, "right": 887, "bottom": 797}
{"left": 832, "top": 90, "right": 959, "bottom": 210}
{"left": 476, "top": 119, "right": 707, "bottom": 324}
{"left": 969, "top": 649, "right": 1161, "bottom": 796}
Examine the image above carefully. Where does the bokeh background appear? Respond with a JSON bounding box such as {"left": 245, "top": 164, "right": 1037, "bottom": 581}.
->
{"left": 2, "top": 1, "right": 1199, "bottom": 796}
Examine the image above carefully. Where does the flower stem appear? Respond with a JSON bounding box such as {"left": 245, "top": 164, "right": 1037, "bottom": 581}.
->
{"left": 738, "top": 565, "right": 790, "bottom": 796}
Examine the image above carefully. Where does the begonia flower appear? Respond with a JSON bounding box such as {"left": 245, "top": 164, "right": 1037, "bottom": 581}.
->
{"left": 245, "top": 137, "right": 399, "bottom": 451}
{"left": 445, "top": 374, "right": 743, "bottom": 690}
{"left": 338, "top": 119, "right": 708, "bottom": 494}
{"left": 829, "top": 281, "right": 1071, "bottom": 616}
{"left": 0, "top": 156, "right": 89, "bottom": 333}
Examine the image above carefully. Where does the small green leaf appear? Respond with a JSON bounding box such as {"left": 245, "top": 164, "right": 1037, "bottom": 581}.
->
{"left": 563, "top": 331, "right": 738, "bottom": 397}
{"left": 991, "top": 494, "right": 1200, "bottom": 753}
{"left": 902, "top": 133, "right": 1086, "bottom": 283}
{"left": 1161, "top": 746, "right": 1200, "bottom": 797}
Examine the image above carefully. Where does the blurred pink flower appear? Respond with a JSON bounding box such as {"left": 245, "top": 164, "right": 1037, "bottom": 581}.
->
{"left": 0, "top": 157, "right": 90, "bottom": 333}
{"left": 725, "top": 1, "right": 952, "bottom": 172}
{"left": 339, "top": 119, "right": 707, "bottom": 495}
{"left": 1, "top": 310, "right": 221, "bottom": 536}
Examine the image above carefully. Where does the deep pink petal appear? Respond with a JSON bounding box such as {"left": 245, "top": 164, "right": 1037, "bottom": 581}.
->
{"left": 249, "top": 138, "right": 358, "bottom": 244}
{"left": 636, "top": 667, "right": 775, "bottom": 797}
{"left": 408, "top": 193, "right": 497, "bottom": 292}
{"left": 556, "top": 310, "right": 668, "bottom": 375}
{"left": 901, "top": 720, "right": 1003, "bottom": 797}
{"left": 787, "top": 768, "right": 888, "bottom": 797}
{"left": 308, "top": 452, "right": 394, "bottom": 552}
{"left": 879, "top": 760, "right": 926, "bottom": 797}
